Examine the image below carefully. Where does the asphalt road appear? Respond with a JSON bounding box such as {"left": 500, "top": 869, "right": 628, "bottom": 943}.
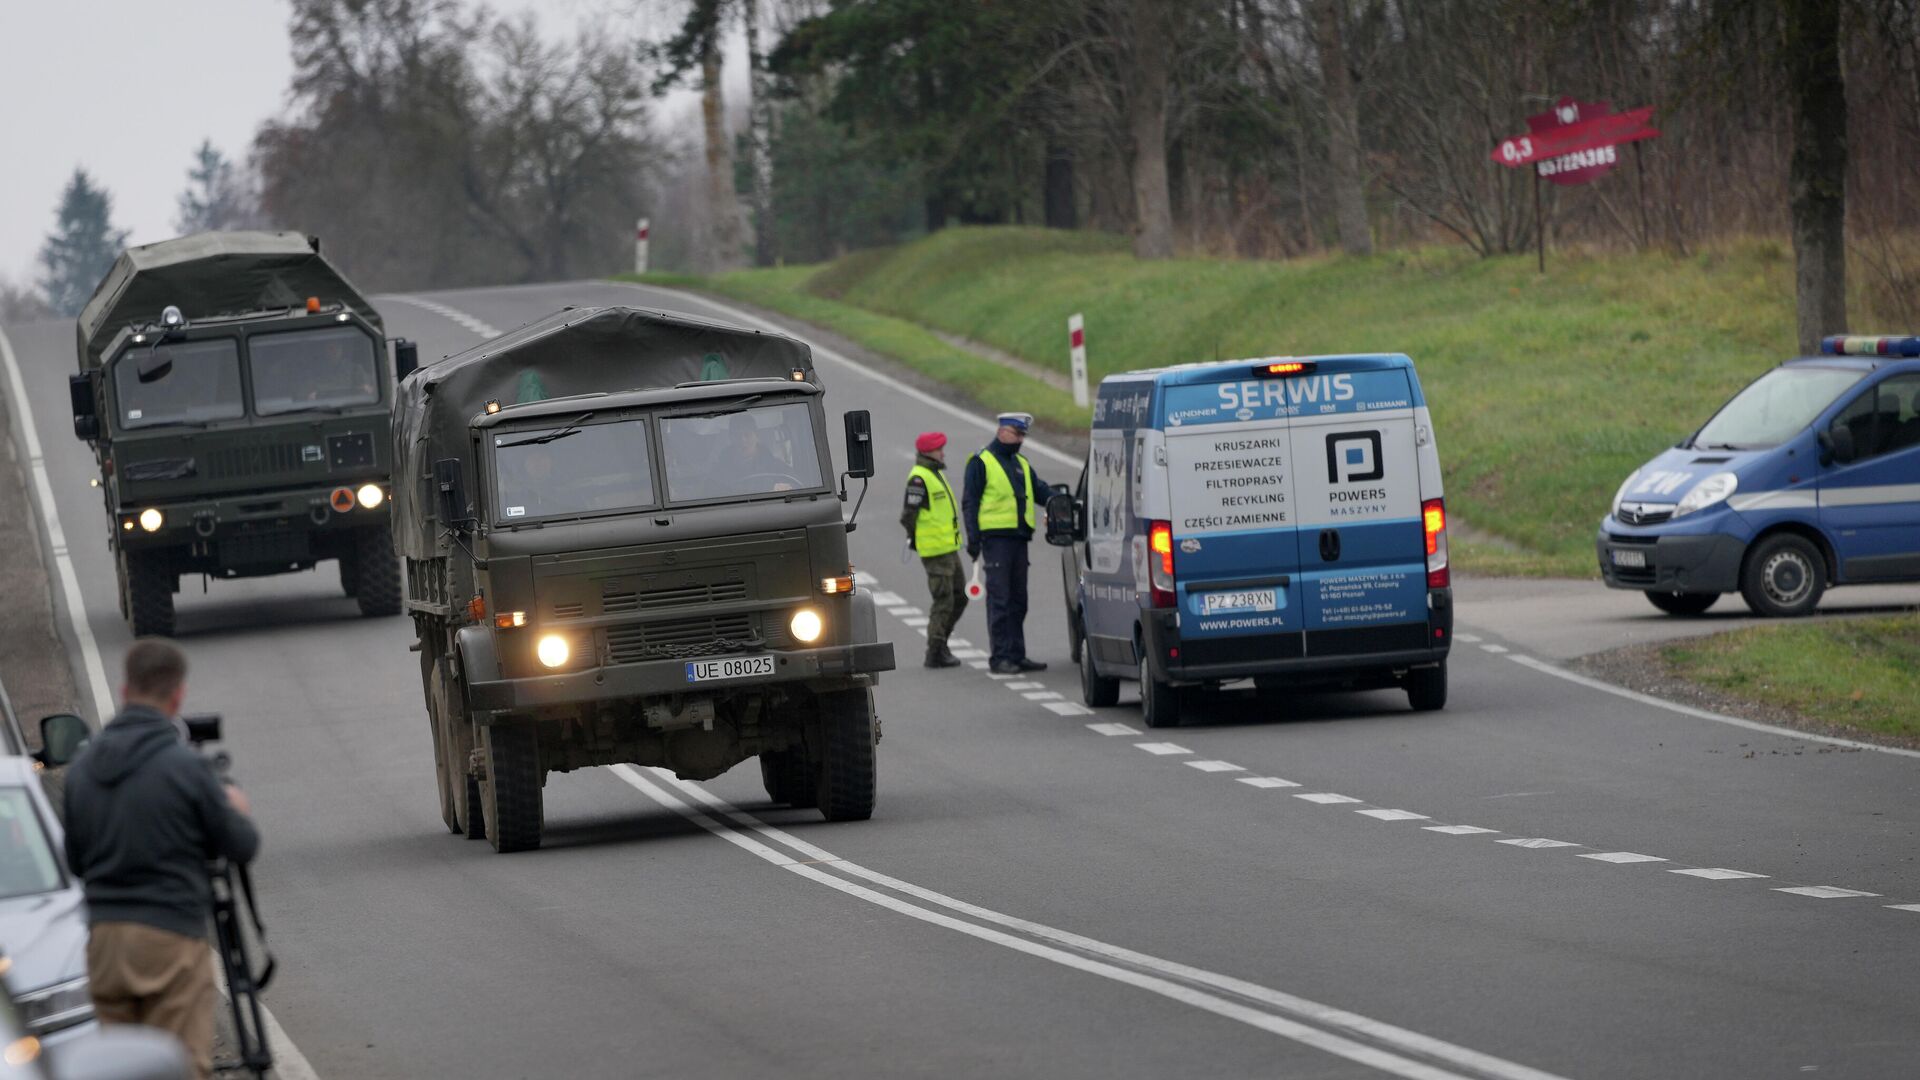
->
{"left": 5, "top": 280, "right": 1919, "bottom": 1080}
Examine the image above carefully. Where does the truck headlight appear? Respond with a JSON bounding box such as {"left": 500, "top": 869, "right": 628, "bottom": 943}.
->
{"left": 1674, "top": 472, "right": 1737, "bottom": 517}
{"left": 790, "top": 609, "right": 823, "bottom": 644}
{"left": 356, "top": 484, "right": 385, "bottom": 509}
{"left": 536, "top": 634, "right": 570, "bottom": 668}
{"left": 138, "top": 508, "right": 164, "bottom": 532}
{"left": 16, "top": 975, "right": 93, "bottom": 1035}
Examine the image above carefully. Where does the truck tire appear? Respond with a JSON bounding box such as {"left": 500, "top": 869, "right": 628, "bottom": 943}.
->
{"left": 1139, "top": 657, "right": 1182, "bottom": 728}
{"left": 1740, "top": 534, "right": 1826, "bottom": 618}
{"left": 1645, "top": 591, "right": 1717, "bottom": 616}
{"left": 1406, "top": 662, "right": 1448, "bottom": 712}
{"left": 814, "top": 689, "right": 876, "bottom": 822}
{"left": 338, "top": 551, "right": 359, "bottom": 598}
{"left": 760, "top": 748, "right": 818, "bottom": 808}
{"left": 424, "top": 657, "right": 460, "bottom": 834}
{"left": 354, "top": 527, "right": 402, "bottom": 617}
{"left": 1079, "top": 632, "right": 1119, "bottom": 707}
{"left": 440, "top": 665, "right": 486, "bottom": 840}
{"left": 480, "top": 724, "right": 543, "bottom": 852}
{"left": 127, "top": 551, "right": 175, "bottom": 639}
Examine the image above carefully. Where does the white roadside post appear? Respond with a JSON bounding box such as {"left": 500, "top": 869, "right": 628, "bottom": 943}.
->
{"left": 634, "top": 217, "right": 651, "bottom": 274}
{"left": 1068, "top": 313, "right": 1089, "bottom": 408}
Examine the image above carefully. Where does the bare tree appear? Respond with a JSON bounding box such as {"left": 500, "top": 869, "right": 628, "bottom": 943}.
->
{"left": 1784, "top": 0, "right": 1847, "bottom": 352}
{"left": 1309, "top": 0, "right": 1371, "bottom": 255}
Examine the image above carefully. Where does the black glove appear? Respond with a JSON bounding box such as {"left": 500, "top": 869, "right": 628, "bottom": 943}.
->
{"left": 967, "top": 543, "right": 981, "bottom": 561}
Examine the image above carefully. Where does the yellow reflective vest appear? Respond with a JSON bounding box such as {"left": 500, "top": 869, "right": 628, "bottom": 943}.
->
{"left": 909, "top": 464, "right": 961, "bottom": 556}
{"left": 974, "top": 450, "right": 1036, "bottom": 531}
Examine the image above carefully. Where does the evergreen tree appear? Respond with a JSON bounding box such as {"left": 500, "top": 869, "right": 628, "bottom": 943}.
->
{"left": 174, "top": 140, "right": 256, "bottom": 235}
{"left": 37, "top": 169, "right": 129, "bottom": 317}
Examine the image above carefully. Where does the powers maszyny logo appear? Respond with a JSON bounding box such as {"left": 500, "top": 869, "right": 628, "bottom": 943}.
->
{"left": 1325, "top": 431, "right": 1383, "bottom": 484}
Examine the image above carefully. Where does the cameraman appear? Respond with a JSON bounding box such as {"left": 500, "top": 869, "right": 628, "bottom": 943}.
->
{"left": 62, "top": 640, "right": 260, "bottom": 1080}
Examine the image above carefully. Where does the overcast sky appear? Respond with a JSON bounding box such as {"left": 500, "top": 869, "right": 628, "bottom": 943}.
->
{"left": 0, "top": 0, "right": 727, "bottom": 286}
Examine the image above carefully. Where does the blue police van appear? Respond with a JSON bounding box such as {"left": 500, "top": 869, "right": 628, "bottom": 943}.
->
{"left": 1046, "top": 355, "right": 1452, "bottom": 727}
{"left": 1598, "top": 335, "right": 1920, "bottom": 617}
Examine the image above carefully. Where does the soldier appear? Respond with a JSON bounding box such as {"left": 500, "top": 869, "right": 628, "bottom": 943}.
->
{"left": 901, "top": 432, "right": 966, "bottom": 668}
{"left": 961, "top": 413, "right": 1052, "bottom": 674}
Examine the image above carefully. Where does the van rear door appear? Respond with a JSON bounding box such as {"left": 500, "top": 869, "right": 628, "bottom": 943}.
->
{"left": 1161, "top": 376, "right": 1304, "bottom": 658}
{"left": 1287, "top": 362, "right": 1431, "bottom": 655}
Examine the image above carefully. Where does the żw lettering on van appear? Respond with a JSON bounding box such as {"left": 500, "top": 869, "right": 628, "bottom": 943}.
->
{"left": 1215, "top": 374, "right": 1355, "bottom": 411}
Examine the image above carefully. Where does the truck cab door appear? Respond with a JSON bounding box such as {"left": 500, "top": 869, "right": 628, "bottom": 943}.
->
{"left": 1819, "top": 373, "right": 1920, "bottom": 581}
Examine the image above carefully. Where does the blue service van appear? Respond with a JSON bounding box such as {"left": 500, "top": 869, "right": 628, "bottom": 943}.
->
{"left": 1598, "top": 335, "right": 1920, "bottom": 617}
{"left": 1046, "top": 355, "right": 1452, "bottom": 727}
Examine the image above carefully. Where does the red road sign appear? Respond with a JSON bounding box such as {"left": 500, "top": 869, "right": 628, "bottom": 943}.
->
{"left": 1491, "top": 101, "right": 1659, "bottom": 175}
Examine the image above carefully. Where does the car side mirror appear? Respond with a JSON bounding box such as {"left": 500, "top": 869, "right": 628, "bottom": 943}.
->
{"left": 69, "top": 371, "right": 99, "bottom": 440}
{"left": 1818, "top": 426, "right": 1856, "bottom": 466}
{"left": 1044, "top": 492, "right": 1080, "bottom": 547}
{"left": 35, "top": 713, "right": 91, "bottom": 768}
{"left": 394, "top": 338, "right": 419, "bottom": 381}
{"left": 434, "top": 457, "right": 470, "bottom": 529}
{"left": 842, "top": 410, "right": 875, "bottom": 479}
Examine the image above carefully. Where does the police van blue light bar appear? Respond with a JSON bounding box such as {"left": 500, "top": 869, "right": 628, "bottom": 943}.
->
{"left": 1820, "top": 335, "right": 1920, "bottom": 358}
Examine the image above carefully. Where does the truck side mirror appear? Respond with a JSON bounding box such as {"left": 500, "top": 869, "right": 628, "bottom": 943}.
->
{"left": 1044, "top": 492, "right": 1080, "bottom": 547}
{"left": 1818, "top": 426, "right": 1856, "bottom": 466}
{"left": 434, "top": 457, "right": 470, "bottom": 529}
{"left": 69, "top": 371, "right": 100, "bottom": 441}
{"left": 842, "top": 410, "right": 875, "bottom": 479}
{"left": 35, "top": 713, "right": 91, "bottom": 768}
{"left": 394, "top": 339, "right": 419, "bottom": 381}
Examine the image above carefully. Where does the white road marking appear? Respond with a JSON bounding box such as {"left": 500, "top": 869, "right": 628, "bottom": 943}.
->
{"left": 375, "top": 293, "right": 502, "bottom": 337}
{"left": 853, "top": 570, "right": 879, "bottom": 586}
{"left": 1579, "top": 852, "right": 1667, "bottom": 864}
{"left": 1356, "top": 809, "right": 1430, "bottom": 821}
{"left": 903, "top": 617, "right": 930, "bottom": 628}
{"left": 2, "top": 324, "right": 323, "bottom": 1080}
{"left": 1886, "top": 904, "right": 1920, "bottom": 913}
{"left": 1773, "top": 886, "right": 1881, "bottom": 899}
{"left": 1509, "top": 654, "right": 1920, "bottom": 760}
{"left": 1238, "top": 777, "right": 1302, "bottom": 789}
{"left": 871, "top": 591, "right": 906, "bottom": 607}
{"left": 614, "top": 766, "right": 1574, "bottom": 1080}
{"left": 1044, "top": 702, "right": 1094, "bottom": 716}
{"left": 1185, "top": 760, "right": 1245, "bottom": 773}
{"left": 1087, "top": 722, "right": 1141, "bottom": 736}
{"left": 1669, "top": 868, "right": 1768, "bottom": 881}
{"left": 1453, "top": 633, "right": 1482, "bottom": 643}
{"left": 1424, "top": 825, "right": 1500, "bottom": 835}
{"left": 883, "top": 606, "right": 920, "bottom": 617}
{"left": 1022, "top": 691, "right": 1064, "bottom": 702}
{"left": 948, "top": 637, "right": 973, "bottom": 648}
{"left": 1134, "top": 742, "right": 1192, "bottom": 755}
{"left": 1497, "top": 838, "right": 1578, "bottom": 849}
{"left": 1005, "top": 681, "right": 1046, "bottom": 691}
{"left": 974, "top": 664, "right": 1000, "bottom": 673}
{"left": 951, "top": 648, "right": 989, "bottom": 659}
{"left": 1480, "top": 644, "right": 1509, "bottom": 654}
{"left": 1294, "top": 793, "right": 1362, "bottom": 805}
{"left": 914, "top": 627, "right": 928, "bottom": 637}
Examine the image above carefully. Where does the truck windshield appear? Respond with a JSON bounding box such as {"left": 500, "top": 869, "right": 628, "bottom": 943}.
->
{"left": 250, "top": 326, "right": 380, "bottom": 415}
{"left": 0, "top": 787, "right": 63, "bottom": 900}
{"left": 660, "top": 401, "right": 824, "bottom": 502}
{"left": 113, "top": 338, "right": 245, "bottom": 429}
{"left": 492, "top": 418, "right": 656, "bottom": 522}
{"left": 1692, "top": 366, "right": 1867, "bottom": 450}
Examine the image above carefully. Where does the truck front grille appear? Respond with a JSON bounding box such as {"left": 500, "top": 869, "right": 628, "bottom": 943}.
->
{"left": 204, "top": 443, "right": 309, "bottom": 480}
{"left": 603, "top": 579, "right": 747, "bottom": 613}
{"left": 604, "top": 613, "right": 757, "bottom": 663}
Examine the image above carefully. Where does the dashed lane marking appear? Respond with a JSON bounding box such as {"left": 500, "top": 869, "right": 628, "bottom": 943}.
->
{"left": 902, "top": 616, "right": 930, "bottom": 627}
{"left": 870, "top": 591, "right": 905, "bottom": 606}
{"left": 1044, "top": 702, "right": 1094, "bottom": 716}
{"left": 1579, "top": 852, "right": 1667, "bottom": 864}
{"left": 1294, "top": 793, "right": 1362, "bottom": 805}
{"left": 1135, "top": 742, "right": 1192, "bottom": 756}
{"left": 376, "top": 293, "right": 502, "bottom": 337}
{"left": 970, "top": 661, "right": 993, "bottom": 671}
{"left": 1669, "top": 868, "right": 1768, "bottom": 881}
{"left": 1185, "top": 760, "right": 1245, "bottom": 773}
{"left": 1238, "top": 777, "right": 1302, "bottom": 789}
{"left": 1423, "top": 825, "right": 1500, "bottom": 836}
{"left": 1497, "top": 838, "right": 1579, "bottom": 849}
{"left": 1005, "top": 681, "right": 1046, "bottom": 690}
{"left": 1887, "top": 905, "right": 1920, "bottom": 913}
{"left": 1087, "top": 723, "right": 1141, "bottom": 736}
{"left": 1774, "top": 886, "right": 1881, "bottom": 899}
{"left": 1453, "top": 633, "right": 1482, "bottom": 643}
{"left": 948, "top": 637, "right": 973, "bottom": 648}
{"left": 1022, "top": 691, "right": 1064, "bottom": 702}
{"left": 952, "top": 648, "right": 989, "bottom": 659}
{"left": 1356, "top": 809, "right": 1431, "bottom": 822}
{"left": 1480, "top": 644, "right": 1510, "bottom": 654}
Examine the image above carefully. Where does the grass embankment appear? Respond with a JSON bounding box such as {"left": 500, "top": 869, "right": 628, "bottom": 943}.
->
{"left": 622, "top": 227, "right": 1825, "bottom": 576}
{"left": 1663, "top": 614, "right": 1920, "bottom": 743}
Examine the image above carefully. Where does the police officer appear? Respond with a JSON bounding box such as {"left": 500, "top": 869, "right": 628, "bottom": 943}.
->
{"left": 962, "top": 413, "right": 1051, "bottom": 674}
{"left": 900, "top": 432, "right": 966, "bottom": 668}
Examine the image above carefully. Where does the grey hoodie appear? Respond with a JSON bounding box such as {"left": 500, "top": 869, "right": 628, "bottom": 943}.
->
{"left": 62, "top": 705, "right": 260, "bottom": 939}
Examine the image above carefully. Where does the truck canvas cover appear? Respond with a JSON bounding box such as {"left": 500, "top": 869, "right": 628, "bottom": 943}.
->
{"left": 75, "top": 231, "right": 381, "bottom": 370}
{"left": 392, "top": 304, "right": 816, "bottom": 558}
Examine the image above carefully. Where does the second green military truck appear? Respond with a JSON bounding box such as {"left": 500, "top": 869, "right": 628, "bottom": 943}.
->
{"left": 394, "top": 305, "right": 894, "bottom": 852}
{"left": 70, "top": 231, "right": 413, "bottom": 637}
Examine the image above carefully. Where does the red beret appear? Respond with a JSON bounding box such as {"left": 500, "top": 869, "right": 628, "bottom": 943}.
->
{"left": 915, "top": 431, "right": 947, "bottom": 453}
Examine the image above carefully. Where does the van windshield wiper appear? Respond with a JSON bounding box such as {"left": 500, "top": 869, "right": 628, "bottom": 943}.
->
{"left": 498, "top": 412, "right": 594, "bottom": 448}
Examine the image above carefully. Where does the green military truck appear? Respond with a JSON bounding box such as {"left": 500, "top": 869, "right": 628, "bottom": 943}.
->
{"left": 70, "top": 231, "right": 411, "bottom": 637}
{"left": 395, "top": 305, "right": 894, "bottom": 852}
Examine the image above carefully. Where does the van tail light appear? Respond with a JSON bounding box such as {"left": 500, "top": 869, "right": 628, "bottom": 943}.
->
{"left": 1148, "top": 520, "right": 1177, "bottom": 608}
{"left": 1423, "top": 498, "right": 1450, "bottom": 589}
